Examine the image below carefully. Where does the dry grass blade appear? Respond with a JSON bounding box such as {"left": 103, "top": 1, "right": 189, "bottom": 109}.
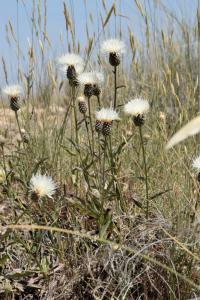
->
{"left": 103, "top": 2, "right": 116, "bottom": 28}
{"left": 166, "top": 115, "right": 200, "bottom": 149}
{"left": 161, "top": 228, "right": 200, "bottom": 262}
{"left": 134, "top": 0, "right": 146, "bottom": 18}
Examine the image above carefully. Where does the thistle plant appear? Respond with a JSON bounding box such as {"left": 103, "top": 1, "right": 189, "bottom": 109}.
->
{"left": 3, "top": 84, "right": 24, "bottom": 143}
{"left": 95, "top": 108, "right": 121, "bottom": 214}
{"left": 57, "top": 53, "right": 84, "bottom": 149}
{"left": 124, "top": 98, "right": 150, "bottom": 218}
{"left": 78, "top": 71, "right": 104, "bottom": 151}
{"left": 101, "top": 39, "right": 126, "bottom": 109}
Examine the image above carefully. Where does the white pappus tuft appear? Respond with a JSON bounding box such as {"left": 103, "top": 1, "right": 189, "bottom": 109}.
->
{"left": 58, "top": 53, "right": 84, "bottom": 67}
{"left": 124, "top": 98, "right": 150, "bottom": 116}
{"left": 30, "top": 173, "right": 56, "bottom": 199}
{"left": 78, "top": 71, "right": 104, "bottom": 86}
{"left": 3, "top": 85, "right": 22, "bottom": 97}
{"left": 101, "top": 39, "right": 126, "bottom": 55}
{"left": 95, "top": 108, "right": 120, "bottom": 122}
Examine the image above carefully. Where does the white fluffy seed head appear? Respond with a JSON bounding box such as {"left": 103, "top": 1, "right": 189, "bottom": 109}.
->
{"left": 78, "top": 71, "right": 104, "bottom": 85}
{"left": 124, "top": 98, "right": 150, "bottom": 116}
{"left": 95, "top": 108, "right": 120, "bottom": 122}
{"left": 192, "top": 156, "right": 200, "bottom": 170}
{"left": 3, "top": 85, "right": 22, "bottom": 97}
{"left": 58, "top": 53, "right": 84, "bottom": 67}
{"left": 101, "top": 39, "right": 126, "bottom": 55}
{"left": 30, "top": 173, "right": 56, "bottom": 198}
{"left": 166, "top": 115, "right": 200, "bottom": 150}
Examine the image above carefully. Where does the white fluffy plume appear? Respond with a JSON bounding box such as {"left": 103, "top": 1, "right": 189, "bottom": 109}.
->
{"left": 124, "top": 98, "right": 150, "bottom": 116}
{"left": 30, "top": 173, "right": 57, "bottom": 198}
{"left": 95, "top": 108, "right": 120, "bottom": 122}
{"left": 3, "top": 85, "right": 22, "bottom": 97}
{"left": 101, "top": 39, "right": 126, "bottom": 55}
{"left": 58, "top": 53, "right": 83, "bottom": 66}
{"left": 78, "top": 71, "right": 104, "bottom": 85}
{"left": 166, "top": 115, "right": 200, "bottom": 150}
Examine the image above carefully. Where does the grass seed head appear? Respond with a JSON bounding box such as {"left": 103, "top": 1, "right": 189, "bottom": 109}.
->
{"left": 166, "top": 115, "right": 200, "bottom": 150}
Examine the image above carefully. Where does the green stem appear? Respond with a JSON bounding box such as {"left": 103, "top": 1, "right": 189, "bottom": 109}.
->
{"left": 101, "top": 136, "right": 107, "bottom": 212}
{"left": 108, "top": 135, "right": 123, "bottom": 211}
{"left": 87, "top": 96, "right": 94, "bottom": 154}
{"left": 72, "top": 86, "right": 78, "bottom": 146}
{"left": 1, "top": 145, "right": 9, "bottom": 187}
{"left": 15, "top": 111, "right": 24, "bottom": 144}
{"left": 139, "top": 126, "right": 149, "bottom": 219}
{"left": 60, "top": 103, "right": 72, "bottom": 141}
{"left": 97, "top": 95, "right": 101, "bottom": 109}
{"left": 113, "top": 66, "right": 117, "bottom": 109}
{"left": 84, "top": 113, "right": 93, "bottom": 156}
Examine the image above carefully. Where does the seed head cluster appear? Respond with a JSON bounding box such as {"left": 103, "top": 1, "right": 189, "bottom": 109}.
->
{"left": 95, "top": 108, "right": 119, "bottom": 135}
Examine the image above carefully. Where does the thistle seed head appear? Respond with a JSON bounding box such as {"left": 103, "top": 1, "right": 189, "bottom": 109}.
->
{"left": 133, "top": 114, "right": 145, "bottom": 127}
{"left": 109, "top": 52, "right": 120, "bottom": 67}
{"left": 102, "top": 121, "right": 112, "bottom": 136}
{"left": 95, "top": 120, "right": 103, "bottom": 133}
{"left": 10, "top": 97, "right": 20, "bottom": 112}
{"left": 78, "top": 96, "right": 87, "bottom": 114}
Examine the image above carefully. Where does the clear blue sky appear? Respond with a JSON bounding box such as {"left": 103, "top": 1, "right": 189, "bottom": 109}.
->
{"left": 0, "top": 0, "right": 198, "bottom": 84}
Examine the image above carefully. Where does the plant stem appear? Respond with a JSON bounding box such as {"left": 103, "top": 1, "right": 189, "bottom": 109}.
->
{"left": 1, "top": 145, "right": 9, "bottom": 187}
{"left": 84, "top": 113, "right": 93, "bottom": 156}
{"left": 108, "top": 135, "right": 123, "bottom": 211}
{"left": 101, "top": 136, "right": 107, "bottom": 212}
{"left": 55, "top": 98, "right": 72, "bottom": 147}
{"left": 113, "top": 66, "right": 117, "bottom": 109}
{"left": 15, "top": 111, "right": 24, "bottom": 144}
{"left": 139, "top": 126, "right": 149, "bottom": 219}
{"left": 72, "top": 86, "right": 78, "bottom": 146}
{"left": 87, "top": 96, "right": 94, "bottom": 154}
{"left": 97, "top": 95, "right": 101, "bottom": 109}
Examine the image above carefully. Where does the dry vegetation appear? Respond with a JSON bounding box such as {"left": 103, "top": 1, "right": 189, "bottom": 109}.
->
{"left": 0, "top": 0, "right": 200, "bottom": 299}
